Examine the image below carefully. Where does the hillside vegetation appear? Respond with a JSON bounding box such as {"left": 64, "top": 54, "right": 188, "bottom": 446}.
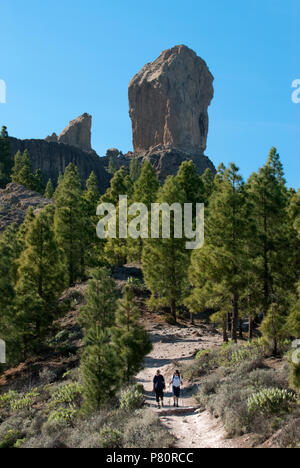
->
{"left": 0, "top": 126, "right": 299, "bottom": 448}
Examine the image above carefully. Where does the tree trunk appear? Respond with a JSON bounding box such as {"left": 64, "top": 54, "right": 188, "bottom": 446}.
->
{"left": 248, "top": 316, "right": 253, "bottom": 341}
{"left": 223, "top": 316, "right": 229, "bottom": 343}
{"left": 239, "top": 318, "right": 243, "bottom": 340}
{"left": 273, "top": 338, "right": 278, "bottom": 356}
{"left": 227, "top": 312, "right": 231, "bottom": 332}
{"left": 231, "top": 294, "right": 239, "bottom": 342}
{"left": 171, "top": 298, "right": 177, "bottom": 323}
{"left": 190, "top": 312, "right": 194, "bottom": 325}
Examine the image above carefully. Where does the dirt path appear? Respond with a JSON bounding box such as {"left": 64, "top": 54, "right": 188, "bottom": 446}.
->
{"left": 136, "top": 319, "right": 241, "bottom": 448}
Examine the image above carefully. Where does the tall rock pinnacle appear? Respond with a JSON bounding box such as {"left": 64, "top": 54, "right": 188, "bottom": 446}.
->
{"left": 128, "top": 45, "right": 214, "bottom": 156}
{"left": 45, "top": 113, "right": 92, "bottom": 153}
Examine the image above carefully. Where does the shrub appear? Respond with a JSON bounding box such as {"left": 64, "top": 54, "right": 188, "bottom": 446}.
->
{"left": 289, "top": 362, "right": 300, "bottom": 393}
{"left": 123, "top": 409, "right": 174, "bottom": 448}
{"left": 0, "top": 429, "right": 22, "bottom": 448}
{"left": 99, "top": 426, "right": 122, "bottom": 448}
{"left": 10, "top": 388, "right": 40, "bottom": 412}
{"left": 127, "top": 277, "right": 146, "bottom": 295}
{"left": 247, "top": 368, "right": 283, "bottom": 390}
{"left": 195, "top": 349, "right": 212, "bottom": 360}
{"left": 49, "top": 383, "right": 83, "bottom": 409}
{"left": 48, "top": 407, "right": 78, "bottom": 425}
{"left": 0, "top": 390, "right": 18, "bottom": 409}
{"left": 247, "top": 388, "right": 296, "bottom": 415}
{"left": 120, "top": 385, "right": 144, "bottom": 411}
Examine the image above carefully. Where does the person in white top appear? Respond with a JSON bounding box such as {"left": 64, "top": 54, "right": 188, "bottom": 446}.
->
{"left": 170, "top": 370, "right": 183, "bottom": 407}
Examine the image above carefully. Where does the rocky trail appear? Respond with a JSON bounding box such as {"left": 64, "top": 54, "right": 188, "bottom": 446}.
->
{"left": 137, "top": 318, "right": 245, "bottom": 449}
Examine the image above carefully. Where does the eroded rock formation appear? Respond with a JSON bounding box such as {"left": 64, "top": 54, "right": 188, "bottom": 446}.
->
{"left": 128, "top": 45, "right": 214, "bottom": 156}
{"left": 45, "top": 113, "right": 93, "bottom": 153}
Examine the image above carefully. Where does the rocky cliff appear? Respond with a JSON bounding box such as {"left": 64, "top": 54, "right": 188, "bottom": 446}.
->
{"left": 45, "top": 113, "right": 93, "bottom": 153}
{"left": 9, "top": 137, "right": 112, "bottom": 192}
{"left": 128, "top": 45, "right": 214, "bottom": 156}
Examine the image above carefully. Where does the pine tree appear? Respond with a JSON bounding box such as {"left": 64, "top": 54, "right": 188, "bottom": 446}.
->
{"left": 175, "top": 160, "right": 204, "bottom": 323}
{"left": 14, "top": 205, "right": 66, "bottom": 354}
{"left": 127, "top": 161, "right": 160, "bottom": 261}
{"left": 107, "top": 155, "right": 117, "bottom": 175}
{"left": 287, "top": 192, "right": 300, "bottom": 338}
{"left": 79, "top": 268, "right": 118, "bottom": 331}
{"left": 54, "top": 164, "right": 84, "bottom": 285}
{"left": 11, "top": 150, "right": 36, "bottom": 190}
{"left": 186, "top": 244, "right": 231, "bottom": 341}
{"left": 53, "top": 173, "right": 63, "bottom": 199}
{"left": 44, "top": 179, "right": 54, "bottom": 198}
{"left": 200, "top": 168, "right": 215, "bottom": 206}
{"left": 260, "top": 302, "right": 289, "bottom": 355}
{"left": 287, "top": 286, "right": 300, "bottom": 338}
{"left": 84, "top": 171, "right": 100, "bottom": 213}
{"left": 83, "top": 171, "right": 101, "bottom": 268}
{"left": 0, "top": 224, "right": 19, "bottom": 361}
{"left": 0, "top": 126, "right": 13, "bottom": 188}
{"left": 246, "top": 149, "right": 291, "bottom": 317}
{"left": 11, "top": 207, "right": 36, "bottom": 282}
{"left": 101, "top": 166, "right": 133, "bottom": 205}
{"left": 129, "top": 157, "right": 141, "bottom": 182}
{"left": 142, "top": 176, "right": 189, "bottom": 322}
{"left": 187, "top": 164, "right": 249, "bottom": 341}
{"left": 81, "top": 326, "right": 122, "bottom": 412}
{"left": 112, "top": 284, "right": 152, "bottom": 382}
{"left": 175, "top": 160, "right": 204, "bottom": 207}
{"left": 102, "top": 167, "right": 133, "bottom": 266}
{"left": 33, "top": 169, "right": 45, "bottom": 193}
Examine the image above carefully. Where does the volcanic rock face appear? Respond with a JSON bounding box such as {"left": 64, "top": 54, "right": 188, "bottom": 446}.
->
{"left": 128, "top": 45, "right": 214, "bottom": 155}
{"left": 9, "top": 137, "right": 112, "bottom": 193}
{"left": 45, "top": 113, "right": 92, "bottom": 153}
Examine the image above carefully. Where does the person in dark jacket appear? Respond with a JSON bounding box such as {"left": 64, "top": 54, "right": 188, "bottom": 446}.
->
{"left": 153, "top": 369, "right": 165, "bottom": 408}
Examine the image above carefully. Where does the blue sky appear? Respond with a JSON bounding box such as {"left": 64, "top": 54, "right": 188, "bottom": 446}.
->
{"left": 1, "top": 0, "right": 299, "bottom": 188}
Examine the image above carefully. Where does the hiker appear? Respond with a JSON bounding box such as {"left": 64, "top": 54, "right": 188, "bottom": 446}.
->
{"left": 153, "top": 369, "right": 165, "bottom": 409}
{"left": 170, "top": 370, "right": 183, "bottom": 407}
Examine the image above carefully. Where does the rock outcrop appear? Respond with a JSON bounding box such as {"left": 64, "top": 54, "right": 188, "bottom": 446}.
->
{"left": 6, "top": 46, "right": 217, "bottom": 195}
{"left": 144, "top": 148, "right": 216, "bottom": 181}
{"left": 9, "top": 137, "right": 113, "bottom": 193}
{"left": 0, "top": 183, "right": 53, "bottom": 233}
{"left": 128, "top": 45, "right": 214, "bottom": 156}
{"left": 45, "top": 113, "right": 93, "bottom": 153}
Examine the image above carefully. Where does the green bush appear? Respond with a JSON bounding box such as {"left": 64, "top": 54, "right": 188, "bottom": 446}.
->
{"left": 48, "top": 407, "right": 78, "bottom": 425}
{"left": 0, "top": 391, "right": 18, "bottom": 409}
{"left": 10, "top": 389, "right": 40, "bottom": 412}
{"left": 49, "top": 383, "right": 83, "bottom": 409}
{"left": 0, "top": 429, "right": 22, "bottom": 448}
{"left": 127, "top": 277, "right": 146, "bottom": 295}
{"left": 120, "top": 385, "right": 144, "bottom": 411}
{"left": 195, "top": 349, "right": 212, "bottom": 360}
{"left": 289, "top": 362, "right": 300, "bottom": 393}
{"left": 99, "top": 426, "right": 122, "bottom": 448}
{"left": 247, "top": 388, "right": 296, "bottom": 415}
